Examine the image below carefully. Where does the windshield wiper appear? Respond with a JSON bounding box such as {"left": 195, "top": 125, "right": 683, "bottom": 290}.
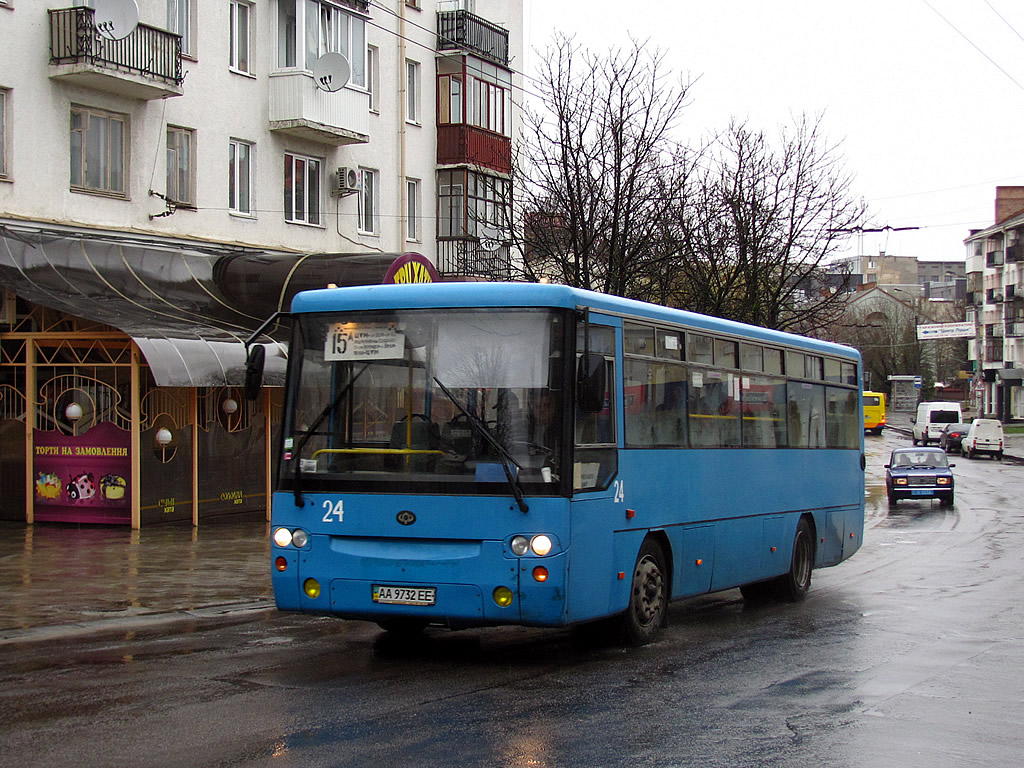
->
{"left": 432, "top": 376, "right": 528, "bottom": 513}
{"left": 291, "top": 364, "right": 370, "bottom": 507}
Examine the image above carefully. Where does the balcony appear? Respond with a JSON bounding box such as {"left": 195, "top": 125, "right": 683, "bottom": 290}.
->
{"left": 48, "top": 7, "right": 183, "bottom": 100}
{"left": 1008, "top": 243, "right": 1023, "bottom": 263}
{"left": 438, "top": 10, "right": 509, "bottom": 65}
{"left": 437, "top": 124, "right": 511, "bottom": 174}
{"left": 987, "top": 288, "right": 1004, "bottom": 304}
{"left": 268, "top": 73, "right": 369, "bottom": 146}
{"left": 1006, "top": 284, "right": 1022, "bottom": 302}
{"left": 437, "top": 238, "right": 513, "bottom": 281}
{"left": 987, "top": 249, "right": 1005, "bottom": 267}
{"left": 985, "top": 342, "right": 1003, "bottom": 363}
{"left": 1007, "top": 320, "right": 1024, "bottom": 338}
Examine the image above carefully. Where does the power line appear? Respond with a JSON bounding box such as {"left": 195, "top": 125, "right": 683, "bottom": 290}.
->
{"left": 921, "top": 0, "right": 1024, "bottom": 93}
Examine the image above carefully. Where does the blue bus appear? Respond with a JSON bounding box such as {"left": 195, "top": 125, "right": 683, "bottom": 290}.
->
{"left": 254, "top": 282, "right": 864, "bottom": 645}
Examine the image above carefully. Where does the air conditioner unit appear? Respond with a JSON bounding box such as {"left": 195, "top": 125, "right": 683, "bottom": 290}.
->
{"left": 331, "top": 167, "right": 359, "bottom": 196}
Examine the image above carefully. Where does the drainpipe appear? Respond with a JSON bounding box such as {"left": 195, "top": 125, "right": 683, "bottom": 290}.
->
{"left": 398, "top": 0, "right": 408, "bottom": 248}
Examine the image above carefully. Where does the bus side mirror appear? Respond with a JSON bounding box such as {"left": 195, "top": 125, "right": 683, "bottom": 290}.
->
{"left": 577, "top": 352, "right": 605, "bottom": 413}
{"left": 244, "top": 345, "right": 266, "bottom": 401}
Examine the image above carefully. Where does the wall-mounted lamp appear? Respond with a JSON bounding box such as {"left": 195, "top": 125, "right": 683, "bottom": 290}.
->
{"left": 222, "top": 398, "right": 239, "bottom": 415}
{"left": 155, "top": 428, "right": 173, "bottom": 447}
{"left": 65, "top": 402, "right": 83, "bottom": 422}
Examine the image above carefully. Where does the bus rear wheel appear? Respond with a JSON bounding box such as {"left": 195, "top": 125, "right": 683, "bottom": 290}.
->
{"left": 619, "top": 539, "right": 668, "bottom": 646}
{"left": 773, "top": 518, "right": 813, "bottom": 602}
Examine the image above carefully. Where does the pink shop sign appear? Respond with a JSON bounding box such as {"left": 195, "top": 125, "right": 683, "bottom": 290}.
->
{"left": 33, "top": 423, "right": 131, "bottom": 524}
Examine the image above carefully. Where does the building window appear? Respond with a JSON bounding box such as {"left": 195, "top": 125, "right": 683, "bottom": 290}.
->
{"left": 367, "top": 45, "right": 379, "bottom": 112}
{"left": 284, "top": 152, "right": 322, "bottom": 225}
{"left": 277, "top": 0, "right": 366, "bottom": 88}
{"left": 406, "top": 59, "right": 420, "bottom": 124}
{"left": 0, "top": 89, "right": 7, "bottom": 179}
{"left": 70, "top": 106, "right": 127, "bottom": 196}
{"left": 437, "top": 169, "right": 509, "bottom": 238}
{"left": 438, "top": 57, "right": 511, "bottom": 136}
{"left": 229, "top": 139, "right": 253, "bottom": 215}
{"left": 407, "top": 178, "right": 420, "bottom": 241}
{"left": 230, "top": 0, "right": 252, "bottom": 74}
{"left": 358, "top": 168, "right": 378, "bottom": 234}
{"left": 166, "top": 126, "right": 195, "bottom": 206}
{"left": 167, "top": 0, "right": 193, "bottom": 57}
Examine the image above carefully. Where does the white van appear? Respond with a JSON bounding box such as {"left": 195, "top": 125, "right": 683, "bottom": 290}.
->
{"left": 912, "top": 401, "right": 963, "bottom": 446}
{"left": 962, "top": 418, "right": 1004, "bottom": 460}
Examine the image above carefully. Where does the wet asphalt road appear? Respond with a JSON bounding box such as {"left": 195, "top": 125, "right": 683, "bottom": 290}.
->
{"left": 1, "top": 429, "right": 1023, "bottom": 768}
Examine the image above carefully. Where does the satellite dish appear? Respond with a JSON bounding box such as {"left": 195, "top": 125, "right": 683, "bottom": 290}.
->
{"left": 478, "top": 226, "right": 505, "bottom": 252}
{"left": 312, "top": 53, "right": 351, "bottom": 93}
{"left": 92, "top": 0, "right": 140, "bottom": 41}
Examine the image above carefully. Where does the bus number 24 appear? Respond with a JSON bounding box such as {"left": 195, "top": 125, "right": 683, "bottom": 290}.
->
{"left": 613, "top": 480, "right": 625, "bottom": 503}
{"left": 322, "top": 500, "right": 344, "bottom": 522}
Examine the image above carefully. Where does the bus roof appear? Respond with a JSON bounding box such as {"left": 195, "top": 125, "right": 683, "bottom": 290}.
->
{"left": 291, "top": 282, "right": 860, "bottom": 361}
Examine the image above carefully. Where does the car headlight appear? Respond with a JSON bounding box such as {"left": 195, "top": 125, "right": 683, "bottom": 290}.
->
{"left": 894, "top": 478, "right": 908, "bottom": 486}
{"left": 937, "top": 477, "right": 951, "bottom": 486}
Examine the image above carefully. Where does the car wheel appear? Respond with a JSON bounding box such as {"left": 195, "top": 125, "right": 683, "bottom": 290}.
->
{"left": 942, "top": 494, "right": 954, "bottom": 508}
{"left": 619, "top": 538, "right": 668, "bottom": 646}
{"left": 887, "top": 492, "right": 897, "bottom": 507}
{"left": 912, "top": 437, "right": 918, "bottom": 446}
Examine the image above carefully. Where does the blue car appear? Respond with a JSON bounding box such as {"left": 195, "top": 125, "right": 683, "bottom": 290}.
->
{"left": 885, "top": 447, "right": 955, "bottom": 507}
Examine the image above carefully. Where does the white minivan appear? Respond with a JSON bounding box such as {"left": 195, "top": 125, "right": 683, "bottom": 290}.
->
{"left": 912, "top": 401, "right": 963, "bottom": 446}
{"left": 962, "top": 418, "right": 1004, "bottom": 460}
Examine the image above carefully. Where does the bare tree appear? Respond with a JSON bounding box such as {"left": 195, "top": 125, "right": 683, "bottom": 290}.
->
{"left": 516, "top": 35, "right": 693, "bottom": 297}
{"left": 669, "top": 115, "right": 866, "bottom": 333}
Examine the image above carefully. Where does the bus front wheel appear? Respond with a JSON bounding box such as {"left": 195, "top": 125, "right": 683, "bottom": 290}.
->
{"left": 619, "top": 539, "right": 668, "bottom": 646}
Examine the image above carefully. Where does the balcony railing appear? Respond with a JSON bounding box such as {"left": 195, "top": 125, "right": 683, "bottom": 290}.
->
{"left": 987, "top": 249, "right": 1005, "bottom": 267}
{"left": 437, "top": 238, "right": 513, "bottom": 281}
{"left": 49, "top": 7, "right": 183, "bottom": 99}
{"left": 1008, "top": 243, "right": 1023, "bottom": 263}
{"left": 437, "top": 124, "right": 511, "bottom": 174}
{"left": 438, "top": 10, "right": 509, "bottom": 65}
{"left": 268, "top": 73, "right": 370, "bottom": 146}
{"left": 1007, "top": 320, "right": 1024, "bottom": 338}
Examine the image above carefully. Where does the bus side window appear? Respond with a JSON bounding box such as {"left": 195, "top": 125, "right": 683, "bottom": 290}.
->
{"left": 574, "top": 324, "right": 617, "bottom": 491}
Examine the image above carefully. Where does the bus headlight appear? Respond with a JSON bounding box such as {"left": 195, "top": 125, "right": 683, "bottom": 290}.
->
{"left": 531, "top": 535, "right": 553, "bottom": 556}
{"left": 291, "top": 529, "right": 309, "bottom": 547}
{"left": 493, "top": 586, "right": 514, "bottom": 607}
{"left": 510, "top": 536, "right": 530, "bottom": 556}
{"left": 273, "top": 527, "right": 293, "bottom": 547}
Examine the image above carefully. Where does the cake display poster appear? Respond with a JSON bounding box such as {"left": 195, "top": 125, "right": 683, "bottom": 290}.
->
{"left": 33, "top": 422, "right": 131, "bottom": 524}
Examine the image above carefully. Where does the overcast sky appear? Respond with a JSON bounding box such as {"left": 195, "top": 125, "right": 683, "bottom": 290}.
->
{"left": 522, "top": 0, "right": 1024, "bottom": 263}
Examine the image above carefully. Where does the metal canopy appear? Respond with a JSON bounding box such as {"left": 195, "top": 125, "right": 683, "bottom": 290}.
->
{"left": 0, "top": 221, "right": 414, "bottom": 386}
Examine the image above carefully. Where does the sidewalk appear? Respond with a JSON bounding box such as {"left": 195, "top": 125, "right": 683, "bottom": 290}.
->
{"left": 0, "top": 519, "right": 274, "bottom": 645}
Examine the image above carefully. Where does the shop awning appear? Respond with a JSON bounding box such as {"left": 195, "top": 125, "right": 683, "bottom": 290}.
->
{"left": 0, "top": 220, "right": 435, "bottom": 386}
{"left": 996, "top": 368, "right": 1024, "bottom": 382}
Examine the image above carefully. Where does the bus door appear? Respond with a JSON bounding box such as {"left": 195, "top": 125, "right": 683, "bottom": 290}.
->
{"left": 567, "top": 321, "right": 625, "bottom": 622}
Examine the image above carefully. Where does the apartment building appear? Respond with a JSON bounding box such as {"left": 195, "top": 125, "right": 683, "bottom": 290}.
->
{"left": 964, "top": 187, "right": 1024, "bottom": 421}
{"left": 0, "top": 0, "right": 523, "bottom": 526}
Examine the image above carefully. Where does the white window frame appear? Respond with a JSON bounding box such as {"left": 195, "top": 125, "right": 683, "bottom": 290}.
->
{"left": 406, "top": 178, "right": 420, "bottom": 242}
{"left": 166, "top": 125, "right": 195, "bottom": 206}
{"left": 70, "top": 105, "right": 128, "bottom": 197}
{"left": 276, "top": 0, "right": 366, "bottom": 89}
{"left": 358, "top": 167, "right": 378, "bottom": 235}
{"left": 167, "top": 0, "right": 194, "bottom": 57}
{"left": 230, "top": 0, "right": 252, "bottom": 74}
{"left": 406, "top": 59, "right": 420, "bottom": 124}
{"left": 367, "top": 45, "right": 379, "bottom": 113}
{"left": 284, "top": 151, "right": 322, "bottom": 226}
{"left": 229, "top": 138, "right": 254, "bottom": 216}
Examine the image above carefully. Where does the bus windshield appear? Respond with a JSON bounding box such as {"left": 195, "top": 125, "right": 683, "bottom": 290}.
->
{"left": 281, "top": 307, "right": 568, "bottom": 496}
